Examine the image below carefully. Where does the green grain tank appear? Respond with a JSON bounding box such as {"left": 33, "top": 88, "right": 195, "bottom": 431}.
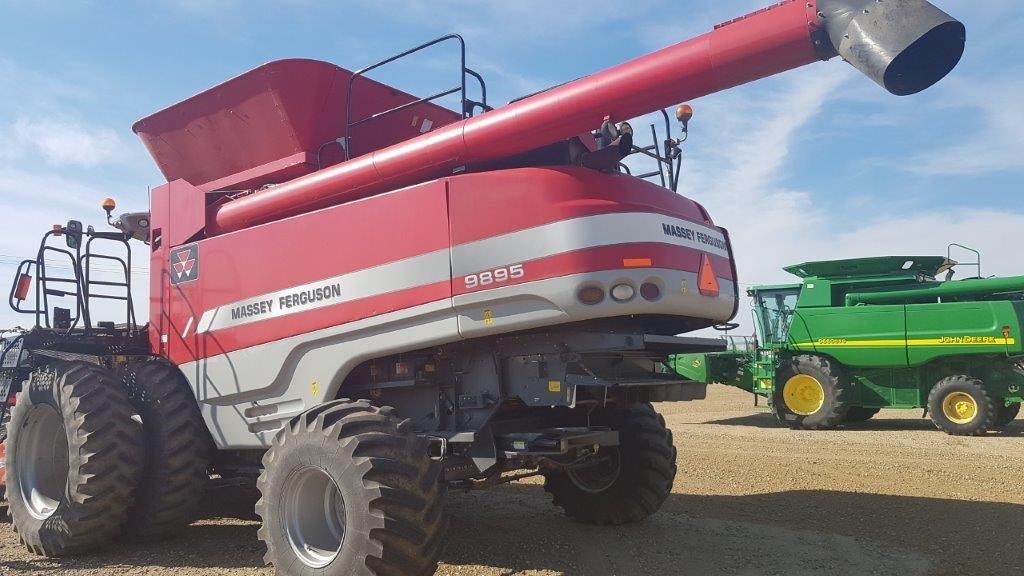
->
{"left": 671, "top": 256, "right": 1024, "bottom": 435}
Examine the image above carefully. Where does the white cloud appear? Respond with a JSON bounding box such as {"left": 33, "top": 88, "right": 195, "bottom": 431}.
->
{"left": 9, "top": 117, "right": 123, "bottom": 168}
{"left": 906, "top": 76, "right": 1024, "bottom": 176}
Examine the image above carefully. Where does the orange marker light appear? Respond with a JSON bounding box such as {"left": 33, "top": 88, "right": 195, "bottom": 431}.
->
{"left": 15, "top": 273, "right": 32, "bottom": 301}
{"left": 698, "top": 254, "right": 720, "bottom": 297}
{"left": 623, "top": 258, "right": 653, "bottom": 268}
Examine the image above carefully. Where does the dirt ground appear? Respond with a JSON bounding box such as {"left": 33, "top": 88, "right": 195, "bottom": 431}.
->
{"left": 2, "top": 384, "right": 1022, "bottom": 576}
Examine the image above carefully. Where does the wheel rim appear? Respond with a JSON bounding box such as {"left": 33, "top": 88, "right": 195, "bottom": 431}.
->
{"left": 15, "top": 404, "right": 69, "bottom": 520}
{"left": 942, "top": 392, "right": 978, "bottom": 425}
{"left": 783, "top": 374, "right": 825, "bottom": 416}
{"left": 568, "top": 448, "right": 622, "bottom": 494}
{"left": 282, "top": 466, "right": 346, "bottom": 568}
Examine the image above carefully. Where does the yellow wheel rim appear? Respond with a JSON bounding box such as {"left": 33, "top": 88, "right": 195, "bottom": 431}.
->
{"left": 942, "top": 392, "right": 978, "bottom": 425}
{"left": 783, "top": 375, "right": 825, "bottom": 416}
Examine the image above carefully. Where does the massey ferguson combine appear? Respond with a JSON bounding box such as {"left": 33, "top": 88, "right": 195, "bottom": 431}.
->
{"left": 1, "top": 1, "right": 965, "bottom": 574}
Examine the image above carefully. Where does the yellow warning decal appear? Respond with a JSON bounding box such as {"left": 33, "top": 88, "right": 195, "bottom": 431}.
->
{"left": 483, "top": 309, "right": 495, "bottom": 326}
{"left": 548, "top": 380, "right": 562, "bottom": 393}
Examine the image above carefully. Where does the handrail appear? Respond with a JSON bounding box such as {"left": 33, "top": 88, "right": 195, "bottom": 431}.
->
{"left": 343, "top": 33, "right": 488, "bottom": 161}
{"left": 83, "top": 233, "right": 137, "bottom": 331}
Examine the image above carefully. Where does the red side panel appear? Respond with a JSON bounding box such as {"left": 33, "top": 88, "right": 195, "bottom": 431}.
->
{"left": 161, "top": 180, "right": 452, "bottom": 366}
{"left": 447, "top": 167, "right": 735, "bottom": 291}
{"left": 447, "top": 167, "right": 715, "bottom": 244}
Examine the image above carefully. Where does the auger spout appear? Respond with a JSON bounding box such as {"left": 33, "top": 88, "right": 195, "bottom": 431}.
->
{"left": 205, "top": 0, "right": 965, "bottom": 236}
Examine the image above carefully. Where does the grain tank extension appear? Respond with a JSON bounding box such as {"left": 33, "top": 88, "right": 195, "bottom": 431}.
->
{"left": 3, "top": 1, "right": 965, "bottom": 574}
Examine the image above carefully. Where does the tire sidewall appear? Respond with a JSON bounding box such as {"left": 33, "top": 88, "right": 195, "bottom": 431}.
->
{"left": 928, "top": 377, "right": 993, "bottom": 435}
{"left": 262, "top": 426, "right": 379, "bottom": 576}
{"left": 6, "top": 365, "right": 71, "bottom": 539}
{"left": 773, "top": 355, "right": 848, "bottom": 428}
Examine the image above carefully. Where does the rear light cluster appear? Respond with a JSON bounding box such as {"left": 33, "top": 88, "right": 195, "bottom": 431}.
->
{"left": 577, "top": 280, "right": 662, "bottom": 306}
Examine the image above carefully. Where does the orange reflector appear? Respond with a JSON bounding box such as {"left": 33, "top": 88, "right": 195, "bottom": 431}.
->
{"left": 623, "top": 258, "right": 653, "bottom": 268}
{"left": 698, "top": 254, "right": 720, "bottom": 297}
{"left": 15, "top": 273, "right": 32, "bottom": 301}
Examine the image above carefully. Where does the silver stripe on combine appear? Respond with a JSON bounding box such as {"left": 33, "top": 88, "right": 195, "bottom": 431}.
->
{"left": 451, "top": 212, "right": 728, "bottom": 276}
{"left": 194, "top": 212, "right": 730, "bottom": 334}
{"left": 196, "top": 249, "right": 451, "bottom": 333}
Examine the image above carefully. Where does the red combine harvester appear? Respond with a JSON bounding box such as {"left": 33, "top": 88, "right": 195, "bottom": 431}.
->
{"left": 1, "top": 1, "right": 964, "bottom": 573}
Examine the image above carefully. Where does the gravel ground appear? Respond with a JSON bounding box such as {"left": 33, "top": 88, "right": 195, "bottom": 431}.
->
{"left": 2, "top": 384, "right": 1022, "bottom": 576}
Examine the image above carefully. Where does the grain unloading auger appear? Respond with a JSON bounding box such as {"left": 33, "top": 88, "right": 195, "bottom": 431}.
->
{"left": 1, "top": 1, "right": 964, "bottom": 574}
{"left": 193, "top": 0, "right": 967, "bottom": 235}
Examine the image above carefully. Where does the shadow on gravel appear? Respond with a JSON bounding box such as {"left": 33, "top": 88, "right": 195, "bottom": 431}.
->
{"left": 443, "top": 485, "right": 1024, "bottom": 576}
{"left": 709, "top": 412, "right": 1024, "bottom": 435}
{"left": 2, "top": 480, "right": 1022, "bottom": 575}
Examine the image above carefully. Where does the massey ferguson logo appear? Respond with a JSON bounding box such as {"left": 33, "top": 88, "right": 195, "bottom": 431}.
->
{"left": 170, "top": 245, "right": 199, "bottom": 285}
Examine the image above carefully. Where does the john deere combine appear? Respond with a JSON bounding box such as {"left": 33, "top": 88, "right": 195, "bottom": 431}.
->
{"left": 671, "top": 255, "right": 1024, "bottom": 435}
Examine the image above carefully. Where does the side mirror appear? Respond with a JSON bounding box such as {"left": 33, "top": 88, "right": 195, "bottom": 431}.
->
{"left": 65, "top": 220, "right": 83, "bottom": 249}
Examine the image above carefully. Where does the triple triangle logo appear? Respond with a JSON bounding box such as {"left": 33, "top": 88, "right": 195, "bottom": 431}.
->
{"left": 169, "top": 245, "right": 199, "bottom": 285}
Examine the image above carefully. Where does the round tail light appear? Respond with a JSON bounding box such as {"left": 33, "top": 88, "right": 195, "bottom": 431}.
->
{"left": 610, "top": 283, "right": 636, "bottom": 302}
{"left": 577, "top": 286, "right": 605, "bottom": 305}
{"left": 640, "top": 282, "right": 661, "bottom": 301}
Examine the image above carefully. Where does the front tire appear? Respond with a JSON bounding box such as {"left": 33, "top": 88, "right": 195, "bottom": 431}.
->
{"left": 257, "top": 399, "right": 446, "bottom": 576}
{"left": 927, "top": 375, "right": 995, "bottom": 436}
{"left": 543, "top": 403, "right": 676, "bottom": 525}
{"left": 7, "top": 361, "right": 143, "bottom": 556}
{"left": 120, "top": 359, "right": 211, "bottom": 541}
{"left": 772, "top": 355, "right": 851, "bottom": 430}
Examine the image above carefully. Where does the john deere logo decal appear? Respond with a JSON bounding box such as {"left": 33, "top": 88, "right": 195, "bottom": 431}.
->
{"left": 170, "top": 245, "right": 199, "bottom": 285}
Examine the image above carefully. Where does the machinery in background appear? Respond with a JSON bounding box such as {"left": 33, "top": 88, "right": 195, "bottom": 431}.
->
{"left": 670, "top": 251, "right": 1024, "bottom": 435}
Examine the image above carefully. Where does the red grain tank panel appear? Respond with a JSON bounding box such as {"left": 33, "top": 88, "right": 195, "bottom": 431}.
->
{"left": 132, "top": 59, "right": 462, "bottom": 192}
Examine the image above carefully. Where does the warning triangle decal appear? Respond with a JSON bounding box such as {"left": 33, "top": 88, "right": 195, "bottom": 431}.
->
{"left": 698, "top": 254, "right": 720, "bottom": 297}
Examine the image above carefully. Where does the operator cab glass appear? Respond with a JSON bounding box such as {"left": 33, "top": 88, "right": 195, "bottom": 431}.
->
{"left": 752, "top": 288, "right": 800, "bottom": 345}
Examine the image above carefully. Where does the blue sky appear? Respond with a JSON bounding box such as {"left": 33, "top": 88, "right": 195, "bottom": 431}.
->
{"left": 0, "top": 0, "right": 1021, "bottom": 331}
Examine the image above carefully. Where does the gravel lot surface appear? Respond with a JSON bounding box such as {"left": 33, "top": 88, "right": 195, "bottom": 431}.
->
{"left": 2, "top": 385, "right": 1022, "bottom": 576}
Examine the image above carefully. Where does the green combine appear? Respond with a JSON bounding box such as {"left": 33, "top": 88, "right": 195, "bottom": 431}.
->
{"left": 671, "top": 254, "right": 1024, "bottom": 435}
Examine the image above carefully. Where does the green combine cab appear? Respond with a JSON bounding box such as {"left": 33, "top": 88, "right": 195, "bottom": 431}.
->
{"left": 671, "top": 255, "right": 1024, "bottom": 435}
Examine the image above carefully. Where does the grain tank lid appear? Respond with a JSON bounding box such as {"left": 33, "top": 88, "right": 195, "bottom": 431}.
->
{"left": 785, "top": 256, "right": 953, "bottom": 280}
{"left": 132, "top": 58, "right": 462, "bottom": 191}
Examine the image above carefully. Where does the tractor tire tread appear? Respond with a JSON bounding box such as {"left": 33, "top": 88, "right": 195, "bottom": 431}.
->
{"left": 257, "top": 399, "right": 447, "bottom": 576}
{"left": 121, "top": 360, "right": 211, "bottom": 542}
{"left": 8, "top": 361, "right": 143, "bottom": 556}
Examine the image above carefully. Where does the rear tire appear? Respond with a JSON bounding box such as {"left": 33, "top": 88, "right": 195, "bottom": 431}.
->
{"left": 844, "top": 406, "right": 881, "bottom": 424}
{"left": 543, "top": 403, "right": 676, "bottom": 525}
{"left": 256, "top": 399, "right": 447, "bottom": 576}
{"left": 927, "top": 375, "right": 995, "bottom": 436}
{"left": 120, "top": 359, "right": 211, "bottom": 541}
{"left": 994, "top": 401, "right": 1020, "bottom": 428}
{"left": 7, "top": 361, "right": 143, "bottom": 556}
{"left": 772, "top": 355, "right": 851, "bottom": 430}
